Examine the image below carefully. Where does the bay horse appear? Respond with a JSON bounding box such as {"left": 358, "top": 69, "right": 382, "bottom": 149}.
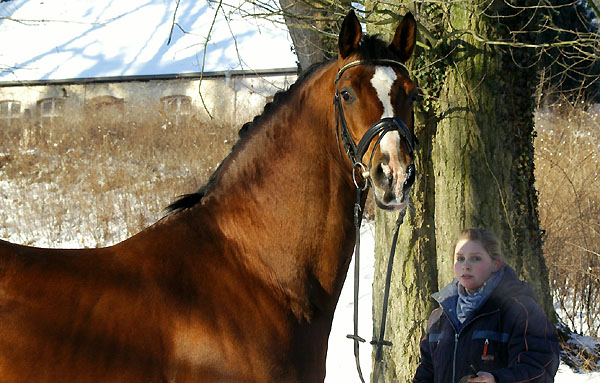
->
{"left": 0, "top": 11, "right": 418, "bottom": 383}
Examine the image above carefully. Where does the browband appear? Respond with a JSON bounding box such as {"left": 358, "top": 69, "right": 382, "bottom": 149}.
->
{"left": 334, "top": 59, "right": 409, "bottom": 84}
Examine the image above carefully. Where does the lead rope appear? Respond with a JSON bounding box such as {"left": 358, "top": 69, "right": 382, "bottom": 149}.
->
{"left": 335, "top": 59, "right": 414, "bottom": 382}
{"left": 347, "top": 188, "right": 368, "bottom": 383}
{"left": 371, "top": 208, "right": 406, "bottom": 383}
{"left": 347, "top": 186, "right": 406, "bottom": 383}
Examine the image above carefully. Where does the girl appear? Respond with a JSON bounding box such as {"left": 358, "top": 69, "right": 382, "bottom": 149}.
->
{"left": 413, "top": 228, "right": 559, "bottom": 383}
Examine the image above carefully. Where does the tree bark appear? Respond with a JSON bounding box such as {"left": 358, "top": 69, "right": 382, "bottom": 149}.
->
{"left": 278, "top": 0, "right": 327, "bottom": 71}
{"left": 431, "top": 0, "right": 554, "bottom": 314}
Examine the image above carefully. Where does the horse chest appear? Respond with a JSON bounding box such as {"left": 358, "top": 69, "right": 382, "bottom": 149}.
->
{"left": 168, "top": 313, "right": 304, "bottom": 382}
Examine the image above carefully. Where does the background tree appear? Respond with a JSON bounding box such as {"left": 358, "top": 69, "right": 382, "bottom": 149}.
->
{"left": 277, "top": 0, "right": 342, "bottom": 69}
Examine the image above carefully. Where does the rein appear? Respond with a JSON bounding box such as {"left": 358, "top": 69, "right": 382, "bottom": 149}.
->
{"left": 347, "top": 188, "right": 406, "bottom": 383}
{"left": 335, "top": 59, "right": 415, "bottom": 383}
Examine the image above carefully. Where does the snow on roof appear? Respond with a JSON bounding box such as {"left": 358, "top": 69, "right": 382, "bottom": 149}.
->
{"left": 0, "top": 0, "right": 297, "bottom": 83}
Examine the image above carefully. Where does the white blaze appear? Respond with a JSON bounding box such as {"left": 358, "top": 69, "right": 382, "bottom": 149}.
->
{"left": 371, "top": 66, "right": 405, "bottom": 200}
{"left": 371, "top": 66, "right": 397, "bottom": 119}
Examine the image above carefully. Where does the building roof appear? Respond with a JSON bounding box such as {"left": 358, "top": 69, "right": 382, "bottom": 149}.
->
{"left": 0, "top": 0, "right": 297, "bottom": 84}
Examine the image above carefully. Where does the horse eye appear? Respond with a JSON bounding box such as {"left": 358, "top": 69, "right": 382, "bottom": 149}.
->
{"left": 341, "top": 90, "right": 354, "bottom": 103}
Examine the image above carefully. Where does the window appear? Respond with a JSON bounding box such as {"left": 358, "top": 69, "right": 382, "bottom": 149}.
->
{"left": 37, "top": 97, "right": 64, "bottom": 128}
{"left": 85, "top": 96, "right": 125, "bottom": 130}
{"left": 0, "top": 100, "right": 21, "bottom": 129}
{"left": 161, "top": 95, "right": 192, "bottom": 128}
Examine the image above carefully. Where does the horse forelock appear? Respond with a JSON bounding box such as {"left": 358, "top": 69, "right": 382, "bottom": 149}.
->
{"left": 356, "top": 34, "right": 406, "bottom": 66}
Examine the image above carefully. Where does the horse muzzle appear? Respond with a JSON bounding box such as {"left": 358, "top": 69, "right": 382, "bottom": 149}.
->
{"left": 371, "top": 159, "right": 415, "bottom": 211}
{"left": 355, "top": 118, "right": 416, "bottom": 211}
{"left": 334, "top": 91, "right": 417, "bottom": 211}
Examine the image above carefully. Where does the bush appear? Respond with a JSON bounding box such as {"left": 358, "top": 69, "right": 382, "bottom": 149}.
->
{"left": 535, "top": 99, "right": 600, "bottom": 338}
{"left": 0, "top": 107, "right": 238, "bottom": 247}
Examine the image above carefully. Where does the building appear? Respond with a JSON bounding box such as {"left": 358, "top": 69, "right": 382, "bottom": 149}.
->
{"left": 0, "top": 0, "right": 298, "bottom": 136}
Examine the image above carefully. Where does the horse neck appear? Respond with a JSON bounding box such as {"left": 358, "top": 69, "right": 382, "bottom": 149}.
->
{"left": 200, "top": 62, "right": 359, "bottom": 320}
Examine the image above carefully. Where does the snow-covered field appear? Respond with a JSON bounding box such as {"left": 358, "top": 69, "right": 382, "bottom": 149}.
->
{"left": 0, "top": 0, "right": 296, "bottom": 82}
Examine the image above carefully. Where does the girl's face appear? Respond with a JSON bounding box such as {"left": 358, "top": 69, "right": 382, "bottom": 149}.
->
{"left": 454, "top": 239, "right": 501, "bottom": 293}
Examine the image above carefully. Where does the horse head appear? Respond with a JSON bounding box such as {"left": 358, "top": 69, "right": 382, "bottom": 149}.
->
{"left": 334, "top": 10, "right": 418, "bottom": 211}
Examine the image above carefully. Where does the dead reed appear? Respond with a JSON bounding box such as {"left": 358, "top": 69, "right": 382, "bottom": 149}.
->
{"left": 0, "top": 107, "right": 238, "bottom": 247}
{"left": 535, "top": 99, "right": 600, "bottom": 341}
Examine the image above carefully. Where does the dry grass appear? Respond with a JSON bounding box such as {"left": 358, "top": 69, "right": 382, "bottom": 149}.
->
{"left": 0, "top": 107, "right": 238, "bottom": 247}
{"left": 535, "top": 99, "right": 600, "bottom": 343}
{"left": 559, "top": 323, "right": 600, "bottom": 372}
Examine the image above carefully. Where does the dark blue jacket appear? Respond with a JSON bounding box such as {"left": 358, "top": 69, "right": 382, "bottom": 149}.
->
{"left": 413, "top": 265, "right": 559, "bottom": 383}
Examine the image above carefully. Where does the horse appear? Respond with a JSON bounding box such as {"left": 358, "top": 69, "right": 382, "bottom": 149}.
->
{"left": 0, "top": 11, "right": 418, "bottom": 383}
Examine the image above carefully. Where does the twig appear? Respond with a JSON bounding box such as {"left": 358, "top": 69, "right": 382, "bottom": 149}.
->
{"left": 197, "top": 0, "right": 224, "bottom": 120}
{"left": 565, "top": 242, "right": 600, "bottom": 258}
{"left": 167, "top": 0, "right": 182, "bottom": 45}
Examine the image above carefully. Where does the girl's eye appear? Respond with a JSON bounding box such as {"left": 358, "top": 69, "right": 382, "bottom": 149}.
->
{"left": 456, "top": 255, "right": 464, "bottom": 262}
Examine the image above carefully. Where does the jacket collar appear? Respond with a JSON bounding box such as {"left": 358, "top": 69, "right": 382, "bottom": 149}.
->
{"left": 433, "top": 265, "right": 506, "bottom": 329}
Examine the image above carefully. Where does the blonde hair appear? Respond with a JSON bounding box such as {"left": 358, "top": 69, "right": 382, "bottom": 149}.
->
{"left": 453, "top": 228, "right": 503, "bottom": 262}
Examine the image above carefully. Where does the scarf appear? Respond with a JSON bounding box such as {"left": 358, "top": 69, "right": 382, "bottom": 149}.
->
{"left": 456, "top": 268, "right": 504, "bottom": 323}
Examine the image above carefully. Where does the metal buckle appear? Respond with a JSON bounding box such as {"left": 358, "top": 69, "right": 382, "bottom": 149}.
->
{"left": 352, "top": 162, "right": 369, "bottom": 191}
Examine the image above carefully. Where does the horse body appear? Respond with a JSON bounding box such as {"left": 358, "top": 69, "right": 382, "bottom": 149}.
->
{"left": 0, "top": 11, "right": 417, "bottom": 383}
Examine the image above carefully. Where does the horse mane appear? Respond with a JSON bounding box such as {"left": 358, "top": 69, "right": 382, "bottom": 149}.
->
{"left": 165, "top": 33, "right": 401, "bottom": 215}
{"left": 164, "top": 63, "right": 324, "bottom": 214}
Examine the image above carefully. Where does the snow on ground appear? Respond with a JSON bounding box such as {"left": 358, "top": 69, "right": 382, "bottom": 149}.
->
{"left": 326, "top": 222, "right": 375, "bottom": 382}
{"left": 555, "top": 363, "right": 600, "bottom": 383}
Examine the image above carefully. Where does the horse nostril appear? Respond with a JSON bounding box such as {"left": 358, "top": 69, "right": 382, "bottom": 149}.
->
{"left": 380, "top": 164, "right": 394, "bottom": 187}
{"left": 373, "top": 163, "right": 389, "bottom": 186}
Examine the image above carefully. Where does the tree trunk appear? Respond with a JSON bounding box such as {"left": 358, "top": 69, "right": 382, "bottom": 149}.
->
{"left": 278, "top": 0, "right": 327, "bottom": 71}
{"left": 366, "top": 4, "right": 439, "bottom": 383}
{"left": 430, "top": 0, "right": 554, "bottom": 315}
{"left": 369, "top": 1, "right": 556, "bottom": 382}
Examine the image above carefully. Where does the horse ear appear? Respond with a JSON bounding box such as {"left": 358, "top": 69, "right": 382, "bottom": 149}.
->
{"left": 338, "top": 10, "right": 362, "bottom": 59}
{"left": 390, "top": 12, "right": 417, "bottom": 62}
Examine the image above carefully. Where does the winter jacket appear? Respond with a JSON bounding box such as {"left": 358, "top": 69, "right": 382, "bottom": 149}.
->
{"left": 413, "top": 265, "right": 559, "bottom": 383}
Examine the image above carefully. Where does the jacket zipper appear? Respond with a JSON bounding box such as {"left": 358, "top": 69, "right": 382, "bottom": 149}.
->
{"left": 452, "top": 333, "right": 459, "bottom": 382}
{"left": 443, "top": 308, "right": 501, "bottom": 382}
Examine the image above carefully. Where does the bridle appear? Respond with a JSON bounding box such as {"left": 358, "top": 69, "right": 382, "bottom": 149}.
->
{"left": 334, "top": 59, "right": 418, "bottom": 383}
{"left": 333, "top": 59, "right": 417, "bottom": 190}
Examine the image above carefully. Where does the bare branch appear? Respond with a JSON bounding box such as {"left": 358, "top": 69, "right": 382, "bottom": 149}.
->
{"left": 0, "top": 16, "right": 103, "bottom": 26}
{"left": 167, "top": 0, "right": 182, "bottom": 45}
{"left": 197, "top": 0, "right": 225, "bottom": 120}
